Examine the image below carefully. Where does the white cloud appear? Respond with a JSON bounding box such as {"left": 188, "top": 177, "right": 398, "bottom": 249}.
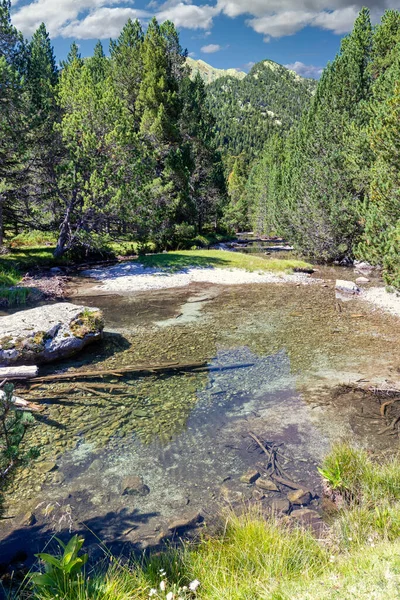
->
{"left": 218, "top": 0, "right": 394, "bottom": 38}
{"left": 157, "top": 3, "right": 218, "bottom": 29}
{"left": 201, "top": 43, "right": 221, "bottom": 52}
{"left": 11, "top": 0, "right": 395, "bottom": 41}
{"left": 62, "top": 7, "right": 150, "bottom": 39}
{"left": 285, "top": 60, "right": 324, "bottom": 78}
{"left": 12, "top": 0, "right": 127, "bottom": 37}
{"left": 242, "top": 60, "right": 255, "bottom": 71}
{"left": 248, "top": 11, "right": 317, "bottom": 38}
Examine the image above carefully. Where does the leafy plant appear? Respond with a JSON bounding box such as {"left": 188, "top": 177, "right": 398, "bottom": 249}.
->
{"left": 318, "top": 459, "right": 346, "bottom": 490}
{"left": 31, "top": 535, "right": 88, "bottom": 595}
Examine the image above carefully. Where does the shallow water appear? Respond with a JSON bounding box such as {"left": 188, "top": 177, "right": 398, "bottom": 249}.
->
{"left": 1, "top": 266, "right": 399, "bottom": 560}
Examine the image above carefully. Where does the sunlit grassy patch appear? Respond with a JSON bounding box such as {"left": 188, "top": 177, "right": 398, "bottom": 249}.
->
{"left": 138, "top": 249, "right": 313, "bottom": 273}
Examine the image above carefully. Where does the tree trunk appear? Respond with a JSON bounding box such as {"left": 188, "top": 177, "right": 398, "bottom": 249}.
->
{"left": 54, "top": 195, "right": 75, "bottom": 258}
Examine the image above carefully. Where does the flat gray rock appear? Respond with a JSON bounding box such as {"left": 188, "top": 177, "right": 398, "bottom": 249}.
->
{"left": 335, "top": 279, "right": 360, "bottom": 295}
{"left": 0, "top": 303, "right": 103, "bottom": 366}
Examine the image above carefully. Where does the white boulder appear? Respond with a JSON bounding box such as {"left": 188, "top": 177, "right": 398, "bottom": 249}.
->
{"left": 0, "top": 303, "right": 103, "bottom": 366}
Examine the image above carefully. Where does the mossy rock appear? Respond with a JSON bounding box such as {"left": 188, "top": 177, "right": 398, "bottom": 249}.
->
{"left": 0, "top": 303, "right": 104, "bottom": 365}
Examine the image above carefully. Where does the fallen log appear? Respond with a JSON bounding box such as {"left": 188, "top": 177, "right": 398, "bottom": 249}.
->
{"left": 27, "top": 360, "right": 208, "bottom": 383}
{"left": 0, "top": 365, "right": 38, "bottom": 380}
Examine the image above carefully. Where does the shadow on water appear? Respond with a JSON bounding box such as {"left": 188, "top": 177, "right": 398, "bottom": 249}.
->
{"left": 0, "top": 506, "right": 161, "bottom": 570}
{"left": 39, "top": 332, "right": 132, "bottom": 376}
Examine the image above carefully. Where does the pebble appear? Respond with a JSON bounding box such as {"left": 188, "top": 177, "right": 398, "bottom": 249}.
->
{"left": 287, "top": 488, "right": 312, "bottom": 505}
{"left": 255, "top": 477, "right": 279, "bottom": 492}
{"left": 270, "top": 498, "right": 291, "bottom": 515}
{"left": 167, "top": 510, "right": 202, "bottom": 532}
{"left": 240, "top": 469, "right": 260, "bottom": 484}
{"left": 120, "top": 476, "right": 150, "bottom": 496}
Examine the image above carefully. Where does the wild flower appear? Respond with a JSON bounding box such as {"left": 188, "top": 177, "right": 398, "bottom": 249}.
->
{"left": 166, "top": 592, "right": 174, "bottom": 600}
{"left": 160, "top": 580, "right": 167, "bottom": 591}
{"left": 189, "top": 579, "right": 200, "bottom": 592}
{"left": 149, "top": 589, "right": 157, "bottom": 597}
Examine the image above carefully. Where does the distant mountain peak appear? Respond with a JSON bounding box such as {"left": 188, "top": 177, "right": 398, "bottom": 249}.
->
{"left": 186, "top": 57, "right": 246, "bottom": 84}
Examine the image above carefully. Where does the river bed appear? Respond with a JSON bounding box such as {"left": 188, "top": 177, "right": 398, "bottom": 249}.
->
{"left": 0, "top": 262, "right": 399, "bottom": 564}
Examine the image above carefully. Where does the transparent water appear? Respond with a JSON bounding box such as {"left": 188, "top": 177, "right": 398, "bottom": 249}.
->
{"left": 1, "top": 268, "right": 399, "bottom": 559}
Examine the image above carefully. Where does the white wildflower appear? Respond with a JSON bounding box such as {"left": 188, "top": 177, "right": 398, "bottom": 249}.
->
{"left": 189, "top": 579, "right": 200, "bottom": 591}
{"left": 166, "top": 593, "right": 174, "bottom": 600}
{"left": 160, "top": 580, "right": 167, "bottom": 591}
{"left": 149, "top": 590, "right": 157, "bottom": 598}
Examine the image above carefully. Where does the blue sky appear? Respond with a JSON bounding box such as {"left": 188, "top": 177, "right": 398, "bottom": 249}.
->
{"left": 11, "top": 0, "right": 393, "bottom": 78}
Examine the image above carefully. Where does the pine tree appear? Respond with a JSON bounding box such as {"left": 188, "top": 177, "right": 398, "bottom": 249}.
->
{"left": 61, "top": 42, "right": 83, "bottom": 69}
{"left": 87, "top": 40, "right": 108, "bottom": 84}
{"left": 0, "top": 1, "right": 27, "bottom": 245}
{"left": 27, "top": 23, "right": 57, "bottom": 110}
{"left": 180, "top": 73, "right": 226, "bottom": 231}
{"left": 54, "top": 59, "right": 145, "bottom": 257}
{"left": 110, "top": 19, "right": 143, "bottom": 126}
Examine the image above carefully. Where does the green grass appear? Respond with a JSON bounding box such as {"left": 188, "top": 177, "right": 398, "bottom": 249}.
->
{"left": 21, "top": 445, "right": 400, "bottom": 600}
{"left": 138, "top": 249, "right": 313, "bottom": 273}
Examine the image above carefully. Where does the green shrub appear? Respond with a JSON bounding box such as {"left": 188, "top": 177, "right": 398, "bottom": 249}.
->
{"left": 9, "top": 231, "right": 57, "bottom": 248}
{"left": 65, "top": 232, "right": 115, "bottom": 261}
{"left": 0, "top": 286, "right": 30, "bottom": 307}
{"left": 0, "top": 266, "right": 21, "bottom": 286}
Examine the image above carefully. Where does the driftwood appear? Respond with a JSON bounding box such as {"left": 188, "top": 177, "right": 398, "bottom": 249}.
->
{"left": 27, "top": 360, "right": 208, "bottom": 383}
{"left": 346, "top": 382, "right": 400, "bottom": 396}
{"left": 248, "top": 432, "right": 291, "bottom": 480}
{"left": 0, "top": 365, "right": 38, "bottom": 380}
{"left": 12, "top": 397, "right": 43, "bottom": 412}
{"left": 270, "top": 474, "right": 299, "bottom": 489}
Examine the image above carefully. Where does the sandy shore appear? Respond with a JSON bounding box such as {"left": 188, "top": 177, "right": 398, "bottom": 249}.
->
{"left": 82, "top": 262, "right": 312, "bottom": 292}
{"left": 362, "top": 287, "right": 400, "bottom": 318}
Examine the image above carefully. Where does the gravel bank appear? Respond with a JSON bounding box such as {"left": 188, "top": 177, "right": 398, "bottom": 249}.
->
{"left": 82, "top": 262, "right": 312, "bottom": 292}
{"left": 362, "top": 287, "right": 400, "bottom": 318}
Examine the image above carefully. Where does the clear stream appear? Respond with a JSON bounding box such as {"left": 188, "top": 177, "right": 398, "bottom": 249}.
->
{"left": 0, "top": 259, "right": 399, "bottom": 560}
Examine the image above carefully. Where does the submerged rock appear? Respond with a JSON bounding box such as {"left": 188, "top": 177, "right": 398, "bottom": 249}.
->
{"left": 269, "top": 498, "right": 291, "bottom": 515}
{"left": 255, "top": 477, "right": 279, "bottom": 492}
{"left": 335, "top": 280, "right": 360, "bottom": 295}
{"left": 289, "top": 508, "right": 324, "bottom": 533}
{"left": 167, "top": 511, "right": 202, "bottom": 532}
{"left": 120, "top": 476, "right": 150, "bottom": 496}
{"left": 0, "top": 303, "right": 103, "bottom": 366}
{"left": 240, "top": 469, "right": 260, "bottom": 484}
{"left": 287, "top": 488, "right": 312, "bottom": 505}
{"left": 355, "top": 276, "right": 370, "bottom": 285}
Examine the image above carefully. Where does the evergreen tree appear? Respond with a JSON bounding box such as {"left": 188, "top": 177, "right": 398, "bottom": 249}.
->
{"left": 0, "top": 1, "right": 27, "bottom": 245}
{"left": 180, "top": 73, "right": 226, "bottom": 231}
{"left": 87, "top": 40, "right": 108, "bottom": 84}
{"left": 54, "top": 58, "right": 145, "bottom": 257}
{"left": 224, "top": 153, "right": 249, "bottom": 231}
{"left": 61, "top": 42, "right": 83, "bottom": 69}
{"left": 110, "top": 19, "right": 143, "bottom": 126}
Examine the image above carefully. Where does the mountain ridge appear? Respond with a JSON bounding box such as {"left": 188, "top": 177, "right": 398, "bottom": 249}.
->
{"left": 186, "top": 57, "right": 246, "bottom": 84}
